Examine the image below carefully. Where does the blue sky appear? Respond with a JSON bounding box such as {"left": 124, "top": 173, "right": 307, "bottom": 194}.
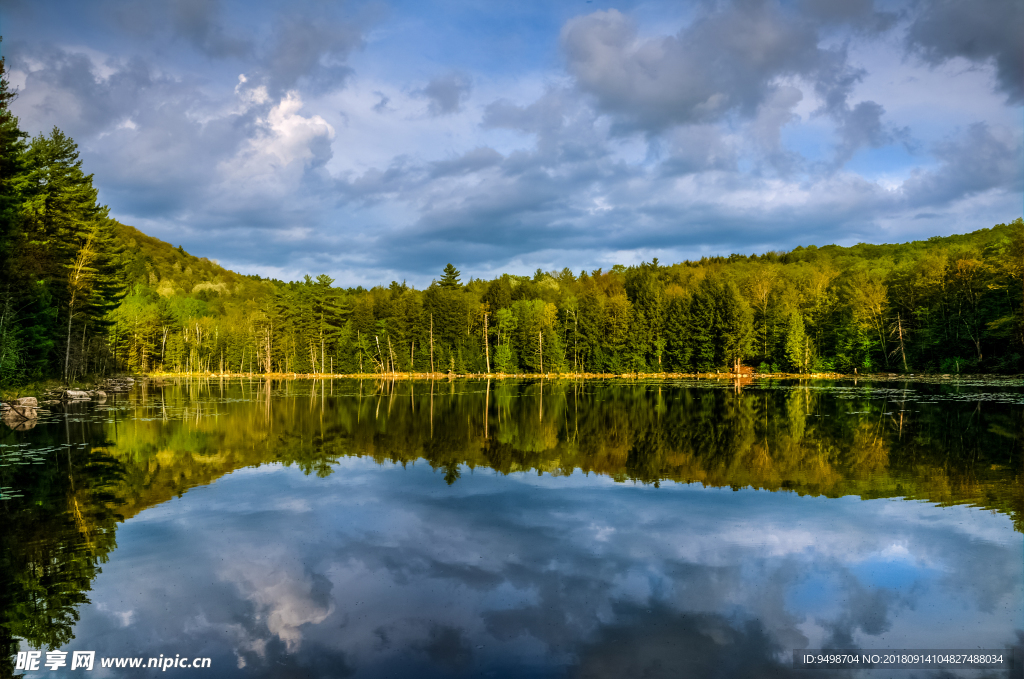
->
{"left": 4, "top": 0, "right": 1022, "bottom": 286}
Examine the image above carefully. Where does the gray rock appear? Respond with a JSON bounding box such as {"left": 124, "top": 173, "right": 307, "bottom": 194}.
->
{"left": 15, "top": 396, "right": 38, "bottom": 407}
{"left": 3, "top": 404, "right": 37, "bottom": 431}
{"left": 64, "top": 390, "right": 92, "bottom": 400}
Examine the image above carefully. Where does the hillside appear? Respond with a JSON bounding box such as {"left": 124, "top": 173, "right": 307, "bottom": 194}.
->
{"left": 102, "top": 216, "right": 1024, "bottom": 378}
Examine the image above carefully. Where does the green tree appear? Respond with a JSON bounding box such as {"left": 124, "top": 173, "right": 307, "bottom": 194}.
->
{"left": 784, "top": 310, "right": 808, "bottom": 372}
{"left": 439, "top": 263, "right": 462, "bottom": 289}
{"left": 624, "top": 263, "right": 663, "bottom": 372}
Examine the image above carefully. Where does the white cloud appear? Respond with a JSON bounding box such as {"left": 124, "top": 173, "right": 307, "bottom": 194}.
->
{"left": 6, "top": 0, "right": 1020, "bottom": 286}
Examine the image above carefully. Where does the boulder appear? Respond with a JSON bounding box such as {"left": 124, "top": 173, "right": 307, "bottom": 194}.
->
{"left": 64, "top": 390, "right": 92, "bottom": 400}
{"left": 15, "top": 396, "right": 38, "bottom": 407}
{"left": 3, "top": 404, "right": 37, "bottom": 431}
{"left": 91, "top": 390, "right": 107, "bottom": 401}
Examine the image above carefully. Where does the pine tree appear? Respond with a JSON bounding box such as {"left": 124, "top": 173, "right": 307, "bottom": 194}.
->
{"left": 439, "top": 263, "right": 462, "bottom": 289}
{"left": 0, "top": 41, "right": 28, "bottom": 381}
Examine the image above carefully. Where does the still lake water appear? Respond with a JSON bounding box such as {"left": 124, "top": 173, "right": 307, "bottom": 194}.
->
{"left": 1, "top": 377, "right": 1022, "bottom": 678}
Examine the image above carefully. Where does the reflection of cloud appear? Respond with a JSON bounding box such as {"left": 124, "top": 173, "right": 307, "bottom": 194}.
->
{"left": 570, "top": 602, "right": 844, "bottom": 679}
{"left": 416, "top": 624, "right": 473, "bottom": 669}
{"left": 820, "top": 582, "right": 895, "bottom": 649}
{"left": 66, "top": 459, "right": 1022, "bottom": 676}
{"left": 220, "top": 555, "right": 334, "bottom": 653}
{"left": 589, "top": 522, "right": 615, "bottom": 542}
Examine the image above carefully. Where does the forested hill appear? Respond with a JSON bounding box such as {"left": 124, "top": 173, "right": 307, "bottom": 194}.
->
{"left": 108, "top": 217, "right": 1024, "bottom": 378}
{"left": 2, "top": 51, "right": 1024, "bottom": 383}
{"left": 112, "top": 221, "right": 249, "bottom": 294}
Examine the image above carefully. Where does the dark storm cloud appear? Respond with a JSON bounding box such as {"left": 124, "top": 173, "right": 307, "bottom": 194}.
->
{"left": 108, "top": 0, "right": 361, "bottom": 88}
{"left": 9, "top": 49, "right": 108, "bottom": 136}
{"left": 906, "top": 0, "right": 1024, "bottom": 102}
{"left": 806, "top": 45, "right": 898, "bottom": 169}
{"left": 429, "top": 147, "right": 504, "bottom": 178}
{"left": 168, "top": 0, "right": 251, "bottom": 58}
{"left": 560, "top": 2, "right": 823, "bottom": 132}
{"left": 745, "top": 85, "right": 804, "bottom": 174}
{"left": 483, "top": 88, "right": 573, "bottom": 137}
{"left": 10, "top": 43, "right": 267, "bottom": 232}
{"left": 658, "top": 124, "right": 739, "bottom": 175}
{"left": 418, "top": 73, "right": 472, "bottom": 116}
{"left": 106, "top": 0, "right": 250, "bottom": 58}
{"left": 902, "top": 123, "right": 1022, "bottom": 207}
{"left": 372, "top": 161, "right": 621, "bottom": 273}
{"left": 107, "top": 0, "right": 361, "bottom": 92}
{"left": 797, "top": 0, "right": 898, "bottom": 31}
{"left": 831, "top": 100, "right": 892, "bottom": 167}
{"left": 266, "top": 16, "right": 363, "bottom": 93}
{"left": 558, "top": 1, "right": 904, "bottom": 170}
{"left": 9, "top": 44, "right": 268, "bottom": 225}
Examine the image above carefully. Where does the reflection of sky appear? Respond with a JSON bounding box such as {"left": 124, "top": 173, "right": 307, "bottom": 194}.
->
{"left": 20, "top": 460, "right": 1023, "bottom": 678}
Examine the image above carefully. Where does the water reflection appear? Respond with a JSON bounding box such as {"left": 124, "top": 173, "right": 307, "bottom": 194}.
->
{"left": 1, "top": 378, "right": 1021, "bottom": 677}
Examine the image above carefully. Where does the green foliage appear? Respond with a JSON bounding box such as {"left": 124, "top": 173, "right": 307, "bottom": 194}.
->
{"left": 0, "top": 59, "right": 126, "bottom": 384}
{"left": 439, "top": 263, "right": 462, "bottom": 289}
{"left": 784, "top": 310, "right": 808, "bottom": 372}
{"left": 0, "top": 59, "right": 1021, "bottom": 381}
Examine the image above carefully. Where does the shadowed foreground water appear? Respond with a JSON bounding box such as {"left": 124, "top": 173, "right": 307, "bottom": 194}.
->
{"left": 1, "top": 377, "right": 1022, "bottom": 678}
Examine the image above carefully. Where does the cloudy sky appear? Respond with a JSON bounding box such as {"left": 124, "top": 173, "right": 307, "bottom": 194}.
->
{"left": 4, "top": 0, "right": 1022, "bottom": 287}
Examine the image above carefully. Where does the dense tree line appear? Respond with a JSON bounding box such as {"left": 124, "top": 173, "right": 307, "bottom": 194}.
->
{"left": 0, "top": 46, "right": 123, "bottom": 385}
{"left": 17, "top": 220, "right": 1024, "bottom": 381}
{"left": 96, "top": 229, "right": 1024, "bottom": 379}
{"left": 2, "top": 49, "right": 1023, "bottom": 383}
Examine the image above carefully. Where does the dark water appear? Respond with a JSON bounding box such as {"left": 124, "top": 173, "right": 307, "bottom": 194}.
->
{"left": 1, "top": 377, "right": 1022, "bottom": 678}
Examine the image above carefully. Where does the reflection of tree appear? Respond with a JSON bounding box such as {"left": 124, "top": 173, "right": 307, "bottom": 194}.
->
{"left": 2, "top": 378, "right": 1023, "bottom": 667}
{"left": 0, "top": 416, "right": 122, "bottom": 673}
{"left": 98, "top": 378, "right": 1023, "bottom": 532}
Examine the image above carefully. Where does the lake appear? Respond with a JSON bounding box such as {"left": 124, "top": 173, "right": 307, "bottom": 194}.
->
{"left": 1, "top": 378, "right": 1021, "bottom": 677}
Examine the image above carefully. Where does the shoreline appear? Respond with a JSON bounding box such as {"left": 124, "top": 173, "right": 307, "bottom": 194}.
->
{"left": 6, "top": 371, "right": 1021, "bottom": 402}
{"left": 143, "top": 370, "right": 1016, "bottom": 382}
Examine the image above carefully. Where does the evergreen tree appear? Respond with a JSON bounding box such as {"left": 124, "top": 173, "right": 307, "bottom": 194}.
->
{"left": 0, "top": 42, "right": 28, "bottom": 381}
{"left": 439, "top": 263, "right": 462, "bottom": 289}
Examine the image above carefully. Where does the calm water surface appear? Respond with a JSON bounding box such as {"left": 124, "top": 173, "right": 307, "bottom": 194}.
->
{"left": 1, "top": 378, "right": 1022, "bottom": 678}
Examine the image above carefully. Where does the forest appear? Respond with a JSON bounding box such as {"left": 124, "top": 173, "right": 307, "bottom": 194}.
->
{"left": 2, "top": 51, "right": 1024, "bottom": 385}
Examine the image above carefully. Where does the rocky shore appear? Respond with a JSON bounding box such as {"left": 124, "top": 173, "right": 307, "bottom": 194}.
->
{"left": 1, "top": 377, "right": 135, "bottom": 431}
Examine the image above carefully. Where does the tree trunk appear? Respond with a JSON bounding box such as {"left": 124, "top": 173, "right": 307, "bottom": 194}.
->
{"left": 897, "top": 313, "right": 908, "bottom": 371}
{"left": 484, "top": 312, "right": 490, "bottom": 373}
{"left": 64, "top": 306, "right": 74, "bottom": 384}
{"left": 539, "top": 331, "right": 543, "bottom": 374}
